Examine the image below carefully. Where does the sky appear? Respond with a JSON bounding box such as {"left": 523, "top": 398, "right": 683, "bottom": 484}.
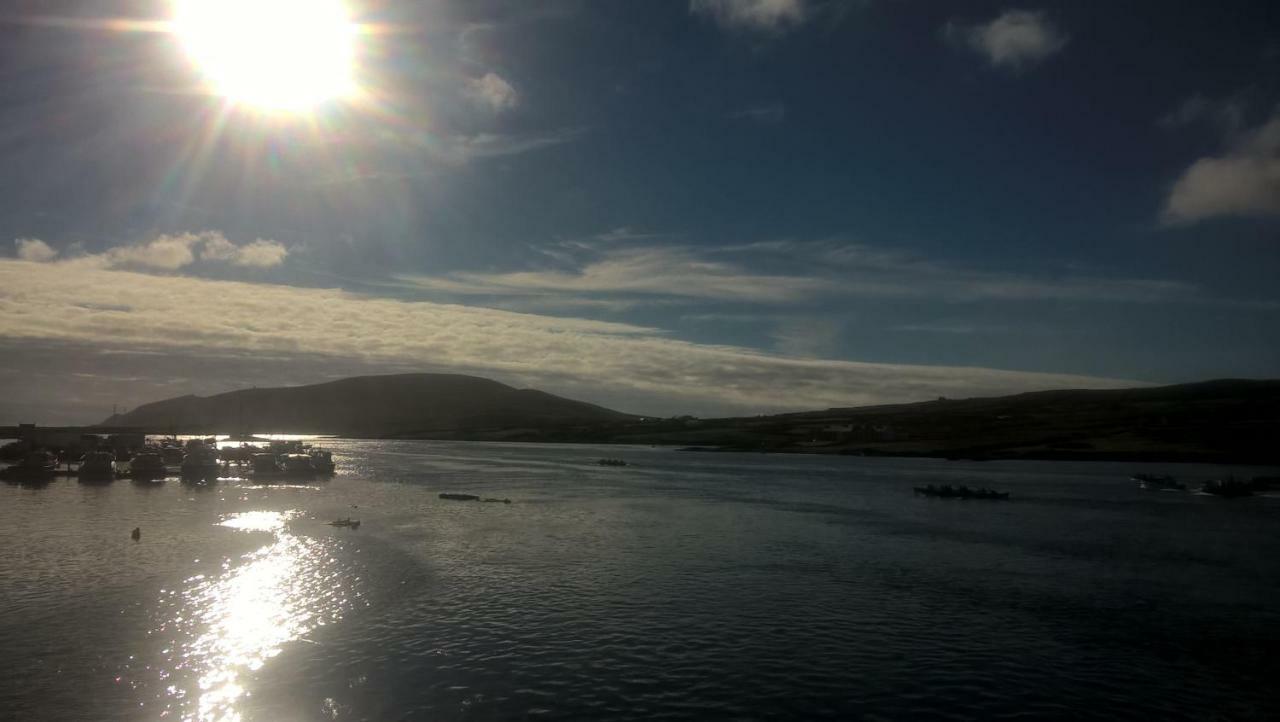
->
{"left": 1, "top": 0, "right": 1278, "bottom": 424}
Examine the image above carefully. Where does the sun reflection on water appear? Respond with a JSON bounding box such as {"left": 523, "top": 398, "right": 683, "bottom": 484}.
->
{"left": 153, "top": 511, "right": 354, "bottom": 721}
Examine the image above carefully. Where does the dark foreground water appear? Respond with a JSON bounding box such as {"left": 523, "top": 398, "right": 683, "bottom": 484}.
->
{"left": 2, "top": 441, "right": 1278, "bottom": 721}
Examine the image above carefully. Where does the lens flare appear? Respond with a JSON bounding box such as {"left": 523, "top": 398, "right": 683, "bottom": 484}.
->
{"left": 172, "top": 0, "right": 357, "bottom": 112}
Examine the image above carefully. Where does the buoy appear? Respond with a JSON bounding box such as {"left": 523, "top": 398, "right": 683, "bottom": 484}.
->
{"left": 131, "top": 526, "right": 141, "bottom": 541}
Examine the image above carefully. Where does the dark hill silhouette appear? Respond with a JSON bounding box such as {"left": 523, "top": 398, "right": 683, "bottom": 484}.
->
{"left": 612, "top": 379, "right": 1280, "bottom": 464}
{"left": 100, "top": 373, "right": 633, "bottom": 435}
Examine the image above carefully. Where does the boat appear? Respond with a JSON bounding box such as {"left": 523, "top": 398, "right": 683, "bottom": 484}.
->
{"left": 309, "top": 448, "right": 336, "bottom": 474}
{"left": 0, "top": 450, "right": 58, "bottom": 482}
{"left": 1132, "top": 474, "right": 1185, "bottom": 491}
{"left": 250, "top": 452, "right": 282, "bottom": 479}
{"left": 219, "top": 443, "right": 264, "bottom": 464}
{"left": 597, "top": 458, "right": 628, "bottom": 467}
{"left": 1250, "top": 475, "right": 1280, "bottom": 491}
{"left": 913, "top": 484, "right": 1010, "bottom": 500}
{"left": 439, "top": 493, "right": 480, "bottom": 501}
{"left": 328, "top": 518, "right": 361, "bottom": 528}
{"left": 78, "top": 450, "right": 118, "bottom": 482}
{"left": 1201, "top": 478, "right": 1254, "bottom": 498}
{"left": 280, "top": 453, "right": 316, "bottom": 479}
{"left": 128, "top": 452, "right": 168, "bottom": 482}
{"left": 160, "top": 445, "right": 186, "bottom": 466}
{"left": 250, "top": 453, "right": 316, "bottom": 480}
{"left": 180, "top": 444, "right": 222, "bottom": 479}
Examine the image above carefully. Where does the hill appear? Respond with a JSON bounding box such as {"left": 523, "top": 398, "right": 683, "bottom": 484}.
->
{"left": 100, "top": 373, "right": 633, "bottom": 436}
{"left": 601, "top": 379, "right": 1280, "bottom": 464}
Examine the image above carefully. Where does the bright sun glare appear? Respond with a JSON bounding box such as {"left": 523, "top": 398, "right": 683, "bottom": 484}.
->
{"left": 173, "top": 0, "right": 357, "bottom": 112}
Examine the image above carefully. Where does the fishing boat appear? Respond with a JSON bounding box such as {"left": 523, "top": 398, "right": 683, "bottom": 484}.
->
{"left": 281, "top": 453, "right": 316, "bottom": 479}
{"left": 1201, "top": 478, "right": 1254, "bottom": 498}
{"left": 309, "top": 448, "right": 336, "bottom": 474}
{"left": 1132, "top": 474, "right": 1186, "bottom": 491}
{"left": 180, "top": 444, "right": 221, "bottom": 479}
{"left": 77, "top": 451, "right": 118, "bottom": 483}
{"left": 913, "top": 484, "right": 1010, "bottom": 500}
{"left": 250, "top": 452, "right": 282, "bottom": 479}
{"left": 0, "top": 450, "right": 58, "bottom": 482}
{"left": 128, "top": 452, "right": 167, "bottom": 482}
{"left": 219, "top": 443, "right": 264, "bottom": 464}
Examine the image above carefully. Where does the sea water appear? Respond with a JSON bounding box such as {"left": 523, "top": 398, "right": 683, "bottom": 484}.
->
{"left": 2, "top": 441, "right": 1277, "bottom": 720}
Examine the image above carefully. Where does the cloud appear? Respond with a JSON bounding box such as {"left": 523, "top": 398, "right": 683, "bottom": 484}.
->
{"left": 14, "top": 238, "right": 57, "bottom": 262}
{"left": 1159, "top": 94, "right": 1246, "bottom": 134}
{"left": 466, "top": 72, "right": 519, "bottom": 112}
{"left": 0, "top": 258, "right": 1138, "bottom": 416}
{"left": 1163, "top": 113, "right": 1280, "bottom": 224}
{"left": 730, "top": 103, "right": 786, "bottom": 124}
{"left": 401, "top": 245, "right": 833, "bottom": 303}
{"left": 401, "top": 239, "right": 1206, "bottom": 308}
{"left": 946, "top": 9, "right": 1068, "bottom": 70}
{"left": 772, "top": 317, "right": 842, "bottom": 358}
{"left": 66, "top": 231, "right": 291, "bottom": 271}
{"left": 448, "top": 128, "right": 586, "bottom": 162}
{"left": 200, "top": 234, "right": 291, "bottom": 268}
{"left": 691, "top": 0, "right": 807, "bottom": 32}
{"left": 104, "top": 233, "right": 197, "bottom": 270}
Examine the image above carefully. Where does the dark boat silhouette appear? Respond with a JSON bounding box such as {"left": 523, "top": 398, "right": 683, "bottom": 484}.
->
{"left": 913, "top": 484, "right": 1010, "bottom": 500}
{"left": 1201, "top": 478, "right": 1254, "bottom": 498}
{"left": 1, "top": 450, "right": 59, "bottom": 484}
{"left": 1132, "top": 474, "right": 1186, "bottom": 491}
{"left": 77, "top": 451, "right": 118, "bottom": 483}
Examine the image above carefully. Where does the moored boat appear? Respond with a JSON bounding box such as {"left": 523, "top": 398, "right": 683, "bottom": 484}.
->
{"left": 1201, "top": 478, "right": 1254, "bottom": 498}
{"left": 309, "top": 448, "right": 335, "bottom": 474}
{"left": 280, "top": 453, "right": 316, "bottom": 479}
{"left": 128, "top": 452, "right": 167, "bottom": 482}
{"left": 913, "top": 484, "right": 1009, "bottom": 500}
{"left": 1132, "top": 474, "right": 1186, "bottom": 491}
{"left": 0, "top": 450, "right": 58, "bottom": 482}
{"left": 77, "top": 450, "right": 118, "bottom": 483}
{"left": 180, "top": 444, "right": 221, "bottom": 480}
{"left": 250, "top": 452, "right": 282, "bottom": 480}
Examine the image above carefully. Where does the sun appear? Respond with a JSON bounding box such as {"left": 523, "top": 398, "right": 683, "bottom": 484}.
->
{"left": 172, "top": 0, "right": 357, "bottom": 112}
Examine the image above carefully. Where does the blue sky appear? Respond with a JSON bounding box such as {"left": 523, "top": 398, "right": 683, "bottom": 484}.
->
{"left": 1, "top": 0, "right": 1278, "bottom": 423}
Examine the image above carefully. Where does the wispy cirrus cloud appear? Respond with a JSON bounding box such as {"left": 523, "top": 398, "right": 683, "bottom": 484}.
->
{"left": 0, "top": 258, "right": 1139, "bottom": 417}
{"left": 398, "top": 237, "right": 1211, "bottom": 309}
{"left": 730, "top": 103, "right": 787, "bottom": 125}
{"left": 1163, "top": 111, "right": 1280, "bottom": 224}
{"left": 945, "top": 9, "right": 1068, "bottom": 71}
{"left": 1159, "top": 93, "right": 1247, "bottom": 134}
{"left": 691, "top": 0, "right": 808, "bottom": 33}
{"left": 401, "top": 245, "right": 831, "bottom": 303}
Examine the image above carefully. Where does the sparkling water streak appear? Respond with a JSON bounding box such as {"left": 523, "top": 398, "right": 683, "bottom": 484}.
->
{"left": 155, "top": 511, "right": 354, "bottom": 722}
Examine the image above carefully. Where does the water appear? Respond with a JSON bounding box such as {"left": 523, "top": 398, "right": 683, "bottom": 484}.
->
{"left": 2, "top": 441, "right": 1278, "bottom": 720}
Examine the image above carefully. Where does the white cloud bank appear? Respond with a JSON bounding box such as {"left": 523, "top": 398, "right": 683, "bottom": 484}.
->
{"left": 1163, "top": 112, "right": 1280, "bottom": 224}
{"left": 0, "top": 259, "right": 1138, "bottom": 415}
{"left": 691, "top": 0, "right": 807, "bottom": 33}
{"left": 947, "top": 9, "right": 1068, "bottom": 70}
